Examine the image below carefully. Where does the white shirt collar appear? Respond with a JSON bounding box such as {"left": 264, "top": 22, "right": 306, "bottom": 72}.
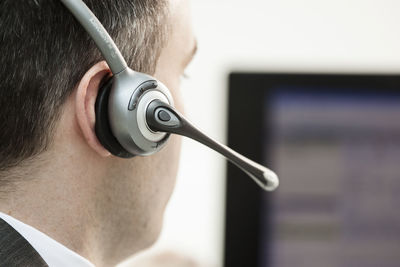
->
{"left": 0, "top": 212, "right": 95, "bottom": 267}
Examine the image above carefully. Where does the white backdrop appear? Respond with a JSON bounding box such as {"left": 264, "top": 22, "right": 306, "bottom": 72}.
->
{"left": 121, "top": 0, "right": 400, "bottom": 266}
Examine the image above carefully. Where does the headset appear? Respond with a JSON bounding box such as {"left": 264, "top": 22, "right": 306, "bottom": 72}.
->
{"left": 60, "top": 0, "right": 279, "bottom": 191}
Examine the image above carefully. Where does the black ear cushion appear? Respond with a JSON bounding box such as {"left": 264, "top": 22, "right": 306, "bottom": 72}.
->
{"left": 95, "top": 77, "right": 134, "bottom": 158}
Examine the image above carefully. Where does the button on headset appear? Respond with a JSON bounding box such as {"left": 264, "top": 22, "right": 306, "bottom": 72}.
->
{"left": 128, "top": 80, "right": 158, "bottom": 111}
{"left": 158, "top": 110, "right": 171, "bottom": 122}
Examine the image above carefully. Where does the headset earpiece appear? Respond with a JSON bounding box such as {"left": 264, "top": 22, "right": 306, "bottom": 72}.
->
{"left": 94, "top": 69, "right": 174, "bottom": 158}
{"left": 60, "top": 0, "right": 173, "bottom": 158}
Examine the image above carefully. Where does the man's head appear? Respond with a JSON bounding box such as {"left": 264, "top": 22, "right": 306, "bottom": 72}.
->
{"left": 0, "top": 0, "right": 196, "bottom": 265}
{"left": 0, "top": 0, "right": 168, "bottom": 177}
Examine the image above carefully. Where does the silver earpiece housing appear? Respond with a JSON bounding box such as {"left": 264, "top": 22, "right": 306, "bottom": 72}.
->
{"left": 109, "top": 68, "right": 174, "bottom": 156}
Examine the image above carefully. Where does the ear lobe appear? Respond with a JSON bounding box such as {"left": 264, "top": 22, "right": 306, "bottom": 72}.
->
{"left": 75, "top": 61, "right": 112, "bottom": 157}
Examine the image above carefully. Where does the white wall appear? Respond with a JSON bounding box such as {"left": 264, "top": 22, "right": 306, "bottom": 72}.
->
{"left": 122, "top": 0, "right": 400, "bottom": 266}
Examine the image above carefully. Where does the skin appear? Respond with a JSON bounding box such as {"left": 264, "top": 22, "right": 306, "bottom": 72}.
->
{"left": 0, "top": 0, "right": 197, "bottom": 266}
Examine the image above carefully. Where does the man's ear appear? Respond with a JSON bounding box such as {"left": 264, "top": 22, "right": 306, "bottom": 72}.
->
{"left": 75, "top": 61, "right": 112, "bottom": 157}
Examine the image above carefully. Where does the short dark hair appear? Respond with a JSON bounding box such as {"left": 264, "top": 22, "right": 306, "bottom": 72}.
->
{"left": 0, "top": 1, "right": 169, "bottom": 176}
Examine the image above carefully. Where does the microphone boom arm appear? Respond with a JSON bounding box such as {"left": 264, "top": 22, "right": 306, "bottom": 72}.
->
{"left": 146, "top": 100, "right": 279, "bottom": 191}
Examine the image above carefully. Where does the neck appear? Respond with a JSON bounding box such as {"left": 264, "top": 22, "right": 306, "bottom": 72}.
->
{"left": 0, "top": 98, "right": 147, "bottom": 266}
{"left": 0, "top": 148, "right": 107, "bottom": 266}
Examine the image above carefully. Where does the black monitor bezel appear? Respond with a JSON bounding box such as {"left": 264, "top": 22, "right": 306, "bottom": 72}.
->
{"left": 223, "top": 72, "right": 400, "bottom": 267}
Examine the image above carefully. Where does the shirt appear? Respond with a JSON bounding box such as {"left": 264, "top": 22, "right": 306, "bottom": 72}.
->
{"left": 0, "top": 212, "right": 95, "bottom": 267}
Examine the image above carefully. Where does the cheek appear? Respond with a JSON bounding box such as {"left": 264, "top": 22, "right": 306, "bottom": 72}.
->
{"left": 156, "top": 134, "right": 182, "bottom": 199}
{"left": 154, "top": 69, "right": 183, "bottom": 111}
{"left": 167, "top": 79, "right": 183, "bottom": 109}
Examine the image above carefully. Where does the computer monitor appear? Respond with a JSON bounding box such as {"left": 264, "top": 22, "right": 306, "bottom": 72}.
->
{"left": 224, "top": 73, "right": 400, "bottom": 267}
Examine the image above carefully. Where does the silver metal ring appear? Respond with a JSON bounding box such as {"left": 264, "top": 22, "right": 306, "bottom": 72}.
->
{"left": 136, "top": 90, "right": 169, "bottom": 142}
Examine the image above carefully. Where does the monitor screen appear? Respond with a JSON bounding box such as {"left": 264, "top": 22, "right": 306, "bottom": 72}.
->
{"left": 224, "top": 74, "right": 400, "bottom": 267}
{"left": 264, "top": 89, "right": 400, "bottom": 267}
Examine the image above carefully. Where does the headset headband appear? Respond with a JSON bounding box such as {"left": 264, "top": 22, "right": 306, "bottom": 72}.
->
{"left": 60, "top": 0, "right": 127, "bottom": 75}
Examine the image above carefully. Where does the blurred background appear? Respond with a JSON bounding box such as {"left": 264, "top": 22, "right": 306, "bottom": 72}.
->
{"left": 120, "top": 0, "right": 400, "bottom": 266}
